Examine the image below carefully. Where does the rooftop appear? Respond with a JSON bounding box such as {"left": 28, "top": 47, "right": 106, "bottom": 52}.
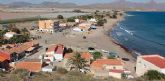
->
{"left": 15, "top": 59, "right": 42, "bottom": 72}
{"left": 64, "top": 52, "right": 91, "bottom": 59}
{"left": 5, "top": 32, "right": 16, "bottom": 35}
{"left": 91, "top": 59, "right": 123, "bottom": 69}
{"left": 0, "top": 41, "right": 38, "bottom": 54}
{"left": 0, "top": 51, "right": 10, "bottom": 62}
{"left": 142, "top": 55, "right": 165, "bottom": 68}
{"left": 46, "top": 44, "right": 64, "bottom": 54}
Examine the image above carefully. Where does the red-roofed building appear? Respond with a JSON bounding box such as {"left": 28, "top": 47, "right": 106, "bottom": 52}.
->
{"left": 90, "top": 59, "right": 124, "bottom": 78}
{"left": 0, "top": 51, "right": 10, "bottom": 70}
{"left": 91, "top": 59, "right": 123, "bottom": 70}
{"left": 0, "top": 41, "right": 39, "bottom": 62}
{"left": 136, "top": 55, "right": 165, "bottom": 76}
{"left": 45, "top": 44, "right": 64, "bottom": 62}
{"left": 15, "top": 59, "right": 43, "bottom": 72}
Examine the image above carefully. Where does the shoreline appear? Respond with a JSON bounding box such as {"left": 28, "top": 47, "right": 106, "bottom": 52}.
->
{"left": 106, "top": 16, "right": 135, "bottom": 57}
{"left": 103, "top": 15, "right": 135, "bottom": 58}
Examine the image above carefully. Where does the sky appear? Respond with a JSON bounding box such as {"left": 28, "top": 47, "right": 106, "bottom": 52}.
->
{"left": 0, "top": 0, "right": 165, "bottom": 5}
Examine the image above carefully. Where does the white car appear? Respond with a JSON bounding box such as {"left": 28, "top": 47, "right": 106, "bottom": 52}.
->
{"left": 101, "top": 50, "right": 109, "bottom": 53}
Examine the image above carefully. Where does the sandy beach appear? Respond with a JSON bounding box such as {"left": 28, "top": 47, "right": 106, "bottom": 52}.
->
{"left": 27, "top": 15, "right": 136, "bottom": 75}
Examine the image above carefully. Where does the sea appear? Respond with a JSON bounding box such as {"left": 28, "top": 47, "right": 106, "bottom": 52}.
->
{"left": 110, "top": 11, "right": 165, "bottom": 57}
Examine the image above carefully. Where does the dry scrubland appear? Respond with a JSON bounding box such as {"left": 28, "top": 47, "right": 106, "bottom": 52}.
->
{"left": 0, "top": 69, "right": 164, "bottom": 81}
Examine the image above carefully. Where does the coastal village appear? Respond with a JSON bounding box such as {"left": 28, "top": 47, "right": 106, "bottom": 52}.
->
{"left": 0, "top": 10, "right": 165, "bottom": 81}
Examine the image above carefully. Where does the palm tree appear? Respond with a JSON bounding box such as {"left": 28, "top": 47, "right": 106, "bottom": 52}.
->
{"left": 67, "top": 52, "right": 89, "bottom": 72}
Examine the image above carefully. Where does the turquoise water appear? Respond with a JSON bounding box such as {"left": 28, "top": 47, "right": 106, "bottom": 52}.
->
{"left": 111, "top": 12, "right": 165, "bottom": 56}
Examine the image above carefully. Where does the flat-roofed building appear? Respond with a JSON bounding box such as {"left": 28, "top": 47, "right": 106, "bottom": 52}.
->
{"left": 38, "top": 20, "right": 58, "bottom": 33}
{"left": 136, "top": 55, "right": 165, "bottom": 76}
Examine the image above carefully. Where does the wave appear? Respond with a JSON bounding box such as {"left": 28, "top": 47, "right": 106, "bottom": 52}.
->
{"left": 117, "top": 24, "right": 165, "bottom": 47}
{"left": 125, "top": 13, "right": 135, "bottom": 17}
{"left": 118, "top": 25, "right": 134, "bottom": 35}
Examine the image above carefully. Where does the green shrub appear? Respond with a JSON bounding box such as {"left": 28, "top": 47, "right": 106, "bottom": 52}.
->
{"left": 66, "top": 48, "right": 73, "bottom": 53}
{"left": 143, "top": 70, "right": 165, "bottom": 80}
{"left": 57, "top": 15, "right": 64, "bottom": 19}
{"left": 92, "top": 52, "right": 102, "bottom": 60}
{"left": 67, "top": 17, "right": 76, "bottom": 22}
{"left": 97, "top": 19, "right": 106, "bottom": 26}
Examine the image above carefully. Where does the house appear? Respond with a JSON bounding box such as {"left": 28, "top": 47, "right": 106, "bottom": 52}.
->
{"left": 90, "top": 59, "right": 124, "bottom": 78}
{"left": 4, "top": 32, "right": 16, "bottom": 39}
{"left": 88, "top": 18, "right": 97, "bottom": 23}
{"left": 15, "top": 59, "right": 43, "bottom": 72}
{"left": 75, "top": 19, "right": 80, "bottom": 23}
{"left": 79, "top": 23, "right": 91, "bottom": 31}
{"left": 63, "top": 52, "right": 91, "bottom": 71}
{"left": 38, "top": 20, "right": 58, "bottom": 33}
{"left": 136, "top": 55, "right": 165, "bottom": 77}
{"left": 0, "top": 51, "right": 10, "bottom": 70}
{"left": 0, "top": 41, "right": 39, "bottom": 62}
{"left": 59, "top": 23, "right": 67, "bottom": 27}
{"left": 44, "top": 44, "right": 64, "bottom": 62}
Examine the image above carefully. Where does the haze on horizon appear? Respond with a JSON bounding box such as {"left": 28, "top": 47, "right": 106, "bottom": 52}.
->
{"left": 0, "top": 0, "right": 165, "bottom": 5}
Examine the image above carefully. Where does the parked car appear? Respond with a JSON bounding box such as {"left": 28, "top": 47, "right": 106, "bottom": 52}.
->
{"left": 101, "top": 49, "right": 109, "bottom": 53}
{"left": 88, "top": 47, "right": 95, "bottom": 52}
{"left": 122, "top": 58, "right": 130, "bottom": 61}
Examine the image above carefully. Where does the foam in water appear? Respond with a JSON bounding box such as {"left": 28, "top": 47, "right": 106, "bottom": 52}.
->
{"left": 111, "top": 12, "right": 165, "bottom": 56}
{"left": 119, "top": 25, "right": 134, "bottom": 35}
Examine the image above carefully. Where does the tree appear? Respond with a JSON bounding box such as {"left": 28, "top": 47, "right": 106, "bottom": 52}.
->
{"left": 110, "top": 15, "right": 117, "bottom": 19}
{"left": 9, "top": 34, "right": 30, "bottom": 43}
{"left": 97, "top": 20, "right": 104, "bottom": 26}
{"left": 10, "top": 27, "right": 21, "bottom": 34}
{"left": 67, "top": 17, "right": 76, "bottom": 22}
{"left": 92, "top": 52, "right": 102, "bottom": 60}
{"left": 67, "top": 52, "right": 89, "bottom": 72}
{"left": 143, "top": 70, "right": 165, "bottom": 80}
{"left": 0, "top": 29, "right": 8, "bottom": 38}
{"left": 21, "top": 28, "right": 29, "bottom": 35}
{"left": 66, "top": 48, "right": 73, "bottom": 53}
{"left": 57, "top": 15, "right": 64, "bottom": 19}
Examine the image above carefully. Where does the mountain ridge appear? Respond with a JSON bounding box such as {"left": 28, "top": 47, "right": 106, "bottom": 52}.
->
{"left": 0, "top": 0, "right": 165, "bottom": 11}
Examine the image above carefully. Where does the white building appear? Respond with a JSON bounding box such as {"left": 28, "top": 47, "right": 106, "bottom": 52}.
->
{"left": 136, "top": 55, "right": 165, "bottom": 77}
{"left": 88, "top": 18, "right": 97, "bottom": 23}
{"left": 44, "top": 44, "right": 64, "bottom": 62}
{"left": 4, "top": 32, "right": 16, "bottom": 38}
{"left": 75, "top": 19, "right": 80, "bottom": 23}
